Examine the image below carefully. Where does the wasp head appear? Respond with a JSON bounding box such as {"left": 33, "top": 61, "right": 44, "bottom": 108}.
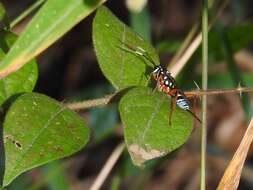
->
{"left": 152, "top": 65, "right": 163, "bottom": 79}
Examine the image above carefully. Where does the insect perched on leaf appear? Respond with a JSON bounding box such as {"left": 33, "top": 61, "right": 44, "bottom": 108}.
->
{"left": 118, "top": 40, "right": 201, "bottom": 125}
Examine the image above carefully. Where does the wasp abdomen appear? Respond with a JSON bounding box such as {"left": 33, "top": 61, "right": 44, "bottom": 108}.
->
{"left": 176, "top": 94, "right": 190, "bottom": 110}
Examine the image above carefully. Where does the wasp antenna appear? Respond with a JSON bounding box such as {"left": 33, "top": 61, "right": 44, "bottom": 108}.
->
{"left": 117, "top": 44, "right": 136, "bottom": 55}
{"left": 117, "top": 39, "right": 137, "bottom": 52}
{"left": 187, "top": 109, "right": 202, "bottom": 124}
{"left": 134, "top": 46, "right": 158, "bottom": 67}
{"left": 136, "top": 46, "right": 145, "bottom": 53}
{"left": 116, "top": 38, "right": 158, "bottom": 67}
{"left": 141, "top": 51, "right": 158, "bottom": 67}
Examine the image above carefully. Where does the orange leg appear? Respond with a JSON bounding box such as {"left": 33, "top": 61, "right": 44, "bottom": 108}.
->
{"left": 152, "top": 81, "right": 159, "bottom": 94}
{"left": 145, "top": 74, "right": 152, "bottom": 86}
{"left": 169, "top": 96, "right": 177, "bottom": 126}
{"left": 191, "top": 97, "right": 202, "bottom": 124}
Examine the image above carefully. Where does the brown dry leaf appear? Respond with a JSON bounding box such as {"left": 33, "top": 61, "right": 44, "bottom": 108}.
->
{"left": 217, "top": 118, "right": 253, "bottom": 190}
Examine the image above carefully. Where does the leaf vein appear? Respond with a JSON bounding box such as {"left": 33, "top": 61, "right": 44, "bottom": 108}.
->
{"left": 8, "top": 104, "right": 67, "bottom": 177}
{"left": 118, "top": 24, "right": 126, "bottom": 87}
{"left": 139, "top": 97, "right": 165, "bottom": 145}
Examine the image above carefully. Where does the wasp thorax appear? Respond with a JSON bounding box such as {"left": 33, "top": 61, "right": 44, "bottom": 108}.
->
{"left": 164, "top": 78, "right": 175, "bottom": 88}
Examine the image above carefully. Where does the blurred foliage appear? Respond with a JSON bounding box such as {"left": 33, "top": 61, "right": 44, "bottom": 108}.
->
{"left": 0, "top": 3, "right": 6, "bottom": 21}
{"left": 0, "top": 30, "right": 38, "bottom": 105}
{"left": 41, "top": 161, "right": 70, "bottom": 190}
{"left": 129, "top": 5, "right": 151, "bottom": 41}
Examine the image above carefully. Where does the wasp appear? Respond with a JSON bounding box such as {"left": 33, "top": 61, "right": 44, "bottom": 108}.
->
{"left": 119, "top": 41, "right": 201, "bottom": 124}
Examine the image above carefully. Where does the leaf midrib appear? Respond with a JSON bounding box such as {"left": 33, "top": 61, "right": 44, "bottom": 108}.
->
{"left": 139, "top": 96, "right": 165, "bottom": 146}
{"left": 7, "top": 105, "right": 67, "bottom": 178}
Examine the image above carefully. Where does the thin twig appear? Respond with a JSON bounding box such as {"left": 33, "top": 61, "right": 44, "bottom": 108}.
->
{"left": 89, "top": 142, "right": 125, "bottom": 190}
{"left": 185, "top": 87, "right": 253, "bottom": 97}
{"left": 66, "top": 94, "right": 114, "bottom": 110}
{"left": 66, "top": 87, "right": 253, "bottom": 111}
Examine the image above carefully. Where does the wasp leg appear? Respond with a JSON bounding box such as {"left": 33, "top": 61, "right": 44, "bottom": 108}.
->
{"left": 145, "top": 74, "right": 152, "bottom": 86}
{"left": 191, "top": 96, "right": 202, "bottom": 124}
{"left": 187, "top": 109, "right": 202, "bottom": 123}
{"left": 152, "top": 81, "right": 159, "bottom": 94}
{"left": 169, "top": 97, "right": 177, "bottom": 126}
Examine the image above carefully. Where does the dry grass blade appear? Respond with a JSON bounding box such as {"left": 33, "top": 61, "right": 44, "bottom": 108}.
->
{"left": 169, "top": 33, "right": 202, "bottom": 77}
{"left": 217, "top": 118, "right": 253, "bottom": 190}
{"left": 89, "top": 142, "right": 125, "bottom": 190}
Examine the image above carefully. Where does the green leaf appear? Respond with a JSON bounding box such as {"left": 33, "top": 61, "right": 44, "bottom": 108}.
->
{"left": 119, "top": 87, "right": 193, "bottom": 166}
{"left": 3, "top": 93, "right": 89, "bottom": 186}
{"left": 0, "top": 3, "right": 6, "bottom": 21}
{"left": 129, "top": 5, "right": 151, "bottom": 41}
{"left": 155, "top": 39, "right": 181, "bottom": 54}
{"left": 0, "top": 30, "right": 38, "bottom": 105}
{"left": 42, "top": 161, "right": 70, "bottom": 190}
{"left": 208, "top": 73, "right": 253, "bottom": 88}
{"left": 90, "top": 105, "right": 118, "bottom": 143}
{"left": 208, "top": 24, "right": 253, "bottom": 61}
{"left": 0, "top": 0, "right": 106, "bottom": 79}
{"left": 93, "top": 6, "right": 159, "bottom": 90}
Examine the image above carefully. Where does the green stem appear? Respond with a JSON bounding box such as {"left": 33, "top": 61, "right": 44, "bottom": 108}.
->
{"left": 201, "top": 0, "right": 208, "bottom": 189}
{"left": 10, "top": 0, "right": 45, "bottom": 29}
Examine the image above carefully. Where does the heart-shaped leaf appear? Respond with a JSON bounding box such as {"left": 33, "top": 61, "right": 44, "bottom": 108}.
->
{"left": 3, "top": 93, "right": 89, "bottom": 186}
{"left": 93, "top": 6, "right": 159, "bottom": 90}
{"left": 0, "top": 30, "right": 38, "bottom": 105}
{"left": 119, "top": 87, "right": 193, "bottom": 166}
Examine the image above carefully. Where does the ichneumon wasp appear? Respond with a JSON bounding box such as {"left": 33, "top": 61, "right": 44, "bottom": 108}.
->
{"left": 118, "top": 40, "right": 201, "bottom": 125}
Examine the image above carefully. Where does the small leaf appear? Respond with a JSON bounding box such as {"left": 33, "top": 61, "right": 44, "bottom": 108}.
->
{"left": 3, "top": 93, "right": 89, "bottom": 186}
{"left": 0, "top": 0, "right": 106, "bottom": 79}
{"left": 119, "top": 87, "right": 193, "bottom": 166}
{"left": 0, "top": 30, "right": 38, "bottom": 105}
{"left": 93, "top": 6, "right": 159, "bottom": 90}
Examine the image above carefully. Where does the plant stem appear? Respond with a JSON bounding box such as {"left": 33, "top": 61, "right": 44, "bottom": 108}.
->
{"left": 201, "top": 0, "right": 208, "bottom": 189}
{"left": 66, "top": 87, "right": 253, "bottom": 111}
{"left": 10, "top": 0, "right": 45, "bottom": 29}
{"left": 185, "top": 87, "right": 253, "bottom": 97}
{"left": 66, "top": 94, "right": 114, "bottom": 110}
